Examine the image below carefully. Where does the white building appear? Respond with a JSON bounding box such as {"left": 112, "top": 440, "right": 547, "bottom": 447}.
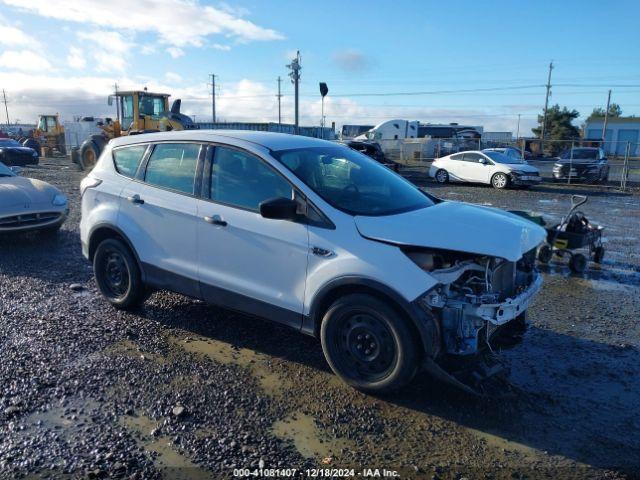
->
{"left": 584, "top": 117, "right": 639, "bottom": 156}
{"left": 482, "top": 131, "right": 513, "bottom": 143}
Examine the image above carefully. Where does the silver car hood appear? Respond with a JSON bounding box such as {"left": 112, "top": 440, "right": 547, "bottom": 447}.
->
{"left": 355, "top": 201, "right": 547, "bottom": 262}
{"left": 0, "top": 177, "right": 59, "bottom": 213}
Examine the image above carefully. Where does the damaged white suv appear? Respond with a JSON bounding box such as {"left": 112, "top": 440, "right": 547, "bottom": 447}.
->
{"left": 80, "top": 131, "right": 546, "bottom": 393}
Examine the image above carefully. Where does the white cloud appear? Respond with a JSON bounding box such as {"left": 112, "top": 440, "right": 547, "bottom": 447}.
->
{"left": 66, "top": 46, "right": 85, "bottom": 69}
{"left": 76, "top": 29, "right": 131, "bottom": 72}
{"left": 212, "top": 43, "right": 231, "bottom": 51}
{"left": 0, "top": 50, "right": 52, "bottom": 71}
{"left": 140, "top": 45, "right": 156, "bottom": 55}
{"left": 1, "top": 0, "right": 284, "bottom": 48}
{"left": 0, "top": 23, "right": 41, "bottom": 48}
{"left": 166, "top": 47, "right": 184, "bottom": 59}
{"left": 164, "top": 71, "right": 182, "bottom": 83}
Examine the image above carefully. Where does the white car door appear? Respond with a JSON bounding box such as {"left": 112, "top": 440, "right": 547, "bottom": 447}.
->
{"left": 118, "top": 142, "right": 203, "bottom": 296}
{"left": 458, "top": 152, "right": 491, "bottom": 183}
{"left": 196, "top": 145, "right": 309, "bottom": 329}
{"left": 441, "top": 153, "right": 464, "bottom": 180}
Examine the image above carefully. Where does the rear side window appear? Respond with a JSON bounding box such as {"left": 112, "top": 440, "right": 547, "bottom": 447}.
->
{"left": 210, "top": 147, "right": 292, "bottom": 211}
{"left": 144, "top": 143, "right": 201, "bottom": 195}
{"left": 113, "top": 145, "right": 147, "bottom": 177}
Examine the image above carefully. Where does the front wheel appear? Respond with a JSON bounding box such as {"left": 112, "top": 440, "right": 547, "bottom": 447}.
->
{"left": 94, "top": 238, "right": 146, "bottom": 310}
{"left": 491, "top": 172, "right": 509, "bottom": 189}
{"left": 320, "top": 294, "right": 419, "bottom": 393}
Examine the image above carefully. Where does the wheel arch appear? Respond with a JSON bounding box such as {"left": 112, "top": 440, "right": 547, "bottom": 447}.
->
{"left": 87, "top": 224, "right": 146, "bottom": 283}
{"left": 304, "top": 277, "right": 439, "bottom": 358}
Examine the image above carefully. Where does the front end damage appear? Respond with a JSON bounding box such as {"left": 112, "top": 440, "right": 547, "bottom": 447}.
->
{"left": 406, "top": 247, "right": 541, "bottom": 394}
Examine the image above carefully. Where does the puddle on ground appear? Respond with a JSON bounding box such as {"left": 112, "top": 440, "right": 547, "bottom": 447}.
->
{"left": 104, "top": 339, "right": 168, "bottom": 365}
{"left": 171, "top": 336, "right": 285, "bottom": 396}
{"left": 574, "top": 277, "right": 639, "bottom": 293}
{"left": 272, "top": 413, "right": 351, "bottom": 459}
{"left": 121, "top": 414, "right": 212, "bottom": 480}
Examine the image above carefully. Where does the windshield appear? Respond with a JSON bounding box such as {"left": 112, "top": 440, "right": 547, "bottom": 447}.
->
{"left": 272, "top": 146, "right": 434, "bottom": 216}
{"left": 559, "top": 148, "right": 598, "bottom": 161}
{"left": 0, "top": 162, "right": 15, "bottom": 177}
{"left": 0, "top": 139, "right": 22, "bottom": 148}
{"left": 484, "top": 151, "right": 525, "bottom": 164}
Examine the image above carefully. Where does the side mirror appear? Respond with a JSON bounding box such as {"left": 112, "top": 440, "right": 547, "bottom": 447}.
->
{"left": 259, "top": 197, "right": 298, "bottom": 220}
{"left": 10, "top": 166, "right": 23, "bottom": 175}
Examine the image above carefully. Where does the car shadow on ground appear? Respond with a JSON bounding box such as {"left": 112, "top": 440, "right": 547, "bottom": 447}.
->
{"left": 140, "top": 296, "right": 640, "bottom": 476}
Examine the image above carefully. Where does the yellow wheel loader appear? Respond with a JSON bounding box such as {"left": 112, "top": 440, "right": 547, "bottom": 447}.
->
{"left": 77, "top": 90, "right": 197, "bottom": 171}
{"left": 18, "top": 114, "right": 66, "bottom": 157}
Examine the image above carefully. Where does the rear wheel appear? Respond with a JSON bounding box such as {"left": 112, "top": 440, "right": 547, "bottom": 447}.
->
{"left": 491, "top": 172, "right": 509, "bottom": 189}
{"left": 537, "top": 244, "right": 552, "bottom": 264}
{"left": 94, "top": 238, "right": 146, "bottom": 309}
{"left": 320, "top": 294, "right": 419, "bottom": 393}
{"left": 434, "top": 169, "right": 449, "bottom": 184}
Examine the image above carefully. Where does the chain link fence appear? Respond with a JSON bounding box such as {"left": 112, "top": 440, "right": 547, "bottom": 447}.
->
{"left": 381, "top": 137, "right": 639, "bottom": 190}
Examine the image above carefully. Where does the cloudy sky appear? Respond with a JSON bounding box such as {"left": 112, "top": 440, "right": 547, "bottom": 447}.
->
{"left": 1, "top": 0, "right": 639, "bottom": 134}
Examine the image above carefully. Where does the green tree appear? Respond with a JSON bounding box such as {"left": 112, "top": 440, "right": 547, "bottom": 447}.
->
{"left": 532, "top": 104, "right": 581, "bottom": 155}
{"left": 588, "top": 102, "right": 622, "bottom": 120}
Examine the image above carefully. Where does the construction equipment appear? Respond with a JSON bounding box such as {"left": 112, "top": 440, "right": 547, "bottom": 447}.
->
{"left": 77, "top": 89, "right": 197, "bottom": 171}
{"left": 18, "top": 114, "right": 66, "bottom": 157}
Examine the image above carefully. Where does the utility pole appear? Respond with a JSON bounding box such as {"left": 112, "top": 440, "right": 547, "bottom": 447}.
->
{"left": 209, "top": 74, "right": 216, "bottom": 124}
{"left": 2, "top": 89, "right": 9, "bottom": 126}
{"left": 276, "top": 76, "right": 282, "bottom": 131}
{"left": 287, "top": 51, "right": 301, "bottom": 135}
{"left": 602, "top": 89, "right": 612, "bottom": 148}
{"left": 540, "top": 61, "right": 554, "bottom": 152}
{"left": 516, "top": 113, "right": 521, "bottom": 141}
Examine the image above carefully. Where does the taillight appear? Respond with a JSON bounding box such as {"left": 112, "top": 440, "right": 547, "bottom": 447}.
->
{"left": 80, "top": 177, "right": 102, "bottom": 197}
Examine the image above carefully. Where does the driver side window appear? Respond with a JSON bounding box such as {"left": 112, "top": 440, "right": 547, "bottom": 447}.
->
{"left": 210, "top": 147, "right": 292, "bottom": 211}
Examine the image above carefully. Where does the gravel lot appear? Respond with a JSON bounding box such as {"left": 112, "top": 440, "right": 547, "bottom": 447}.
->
{"left": 1, "top": 158, "right": 639, "bottom": 479}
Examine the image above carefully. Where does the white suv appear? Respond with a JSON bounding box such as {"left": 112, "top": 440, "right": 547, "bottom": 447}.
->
{"left": 80, "top": 131, "right": 546, "bottom": 392}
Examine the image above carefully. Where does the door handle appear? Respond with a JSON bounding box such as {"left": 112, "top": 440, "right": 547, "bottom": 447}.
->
{"left": 204, "top": 215, "right": 227, "bottom": 227}
{"left": 127, "top": 194, "right": 144, "bottom": 205}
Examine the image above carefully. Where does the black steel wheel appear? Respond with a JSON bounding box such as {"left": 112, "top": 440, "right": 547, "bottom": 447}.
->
{"left": 320, "top": 294, "right": 419, "bottom": 393}
{"left": 94, "top": 238, "right": 146, "bottom": 309}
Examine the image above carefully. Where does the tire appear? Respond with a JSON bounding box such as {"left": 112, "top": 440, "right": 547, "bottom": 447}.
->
{"left": 593, "top": 246, "right": 605, "bottom": 264}
{"left": 434, "top": 169, "right": 449, "bottom": 184}
{"left": 320, "top": 293, "right": 419, "bottom": 393}
{"left": 79, "top": 139, "right": 101, "bottom": 171}
{"left": 491, "top": 172, "right": 509, "bottom": 189}
{"left": 569, "top": 253, "right": 588, "bottom": 273}
{"left": 93, "top": 238, "right": 146, "bottom": 310}
{"left": 57, "top": 134, "right": 67, "bottom": 156}
{"left": 537, "top": 244, "right": 552, "bottom": 264}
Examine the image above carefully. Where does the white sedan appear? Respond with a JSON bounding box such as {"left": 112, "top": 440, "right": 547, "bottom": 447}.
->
{"left": 0, "top": 161, "right": 68, "bottom": 234}
{"left": 429, "top": 150, "right": 541, "bottom": 189}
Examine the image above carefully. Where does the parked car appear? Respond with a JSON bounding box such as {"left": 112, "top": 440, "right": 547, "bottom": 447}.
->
{"left": 429, "top": 150, "right": 542, "bottom": 189}
{"left": 0, "top": 138, "right": 39, "bottom": 166}
{"left": 338, "top": 140, "right": 400, "bottom": 171}
{"left": 0, "top": 161, "right": 68, "bottom": 234}
{"left": 80, "top": 131, "right": 546, "bottom": 393}
{"left": 483, "top": 147, "right": 531, "bottom": 161}
{"left": 552, "top": 148, "right": 609, "bottom": 184}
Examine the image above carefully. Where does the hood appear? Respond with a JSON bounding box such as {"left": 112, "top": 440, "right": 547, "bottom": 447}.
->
{"left": 506, "top": 163, "right": 539, "bottom": 174}
{"left": 0, "top": 177, "right": 60, "bottom": 213}
{"left": 0, "top": 146, "right": 36, "bottom": 154}
{"left": 355, "top": 201, "right": 546, "bottom": 262}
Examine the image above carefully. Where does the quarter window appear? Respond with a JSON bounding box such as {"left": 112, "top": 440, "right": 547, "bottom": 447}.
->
{"left": 113, "top": 145, "right": 147, "bottom": 178}
{"left": 210, "top": 147, "right": 292, "bottom": 211}
{"left": 449, "top": 153, "right": 463, "bottom": 161}
{"left": 144, "top": 143, "right": 201, "bottom": 195}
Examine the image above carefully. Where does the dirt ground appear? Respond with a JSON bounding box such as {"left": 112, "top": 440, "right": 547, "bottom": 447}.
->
{"left": 1, "top": 158, "right": 639, "bottom": 479}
